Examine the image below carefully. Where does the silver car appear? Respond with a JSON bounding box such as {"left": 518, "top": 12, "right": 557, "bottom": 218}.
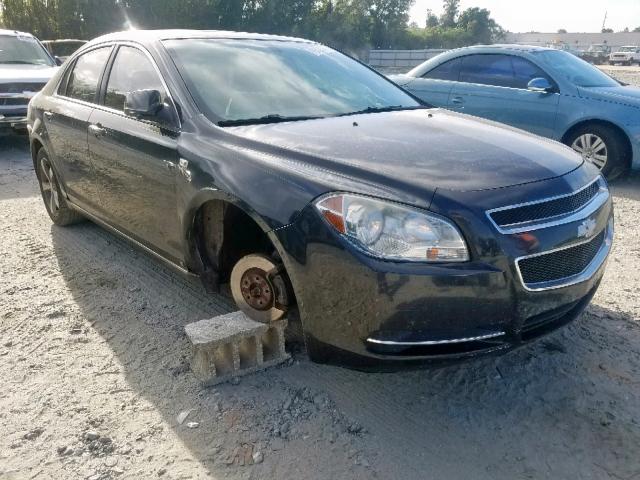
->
{"left": 0, "top": 29, "right": 59, "bottom": 134}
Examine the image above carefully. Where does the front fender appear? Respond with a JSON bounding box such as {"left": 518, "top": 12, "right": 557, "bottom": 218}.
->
{"left": 180, "top": 185, "right": 296, "bottom": 273}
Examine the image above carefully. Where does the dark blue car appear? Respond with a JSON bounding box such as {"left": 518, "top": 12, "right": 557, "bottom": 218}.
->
{"left": 27, "top": 31, "right": 613, "bottom": 368}
{"left": 392, "top": 45, "right": 640, "bottom": 180}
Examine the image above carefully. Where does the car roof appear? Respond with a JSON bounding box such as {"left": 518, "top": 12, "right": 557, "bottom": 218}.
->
{"left": 452, "top": 44, "right": 553, "bottom": 53}
{"left": 407, "top": 44, "right": 558, "bottom": 77}
{"left": 90, "top": 29, "right": 315, "bottom": 46}
{"left": 42, "top": 39, "right": 86, "bottom": 44}
{"left": 0, "top": 29, "right": 34, "bottom": 37}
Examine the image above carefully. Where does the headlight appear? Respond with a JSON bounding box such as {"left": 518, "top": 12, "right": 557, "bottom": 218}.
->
{"left": 315, "top": 193, "right": 469, "bottom": 262}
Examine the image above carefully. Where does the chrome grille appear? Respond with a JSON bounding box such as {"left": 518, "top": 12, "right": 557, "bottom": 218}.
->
{"left": 518, "top": 229, "right": 606, "bottom": 286}
{"left": 490, "top": 180, "right": 600, "bottom": 228}
{"left": 0, "top": 82, "right": 46, "bottom": 94}
{"left": 0, "top": 98, "right": 30, "bottom": 106}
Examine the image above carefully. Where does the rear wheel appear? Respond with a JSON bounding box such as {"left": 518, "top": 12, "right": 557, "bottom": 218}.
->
{"left": 36, "top": 148, "right": 84, "bottom": 226}
{"left": 230, "top": 254, "right": 290, "bottom": 323}
{"left": 566, "top": 124, "right": 630, "bottom": 180}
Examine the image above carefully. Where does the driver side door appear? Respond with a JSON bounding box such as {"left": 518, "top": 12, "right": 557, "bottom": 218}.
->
{"left": 449, "top": 54, "right": 560, "bottom": 138}
{"left": 87, "top": 44, "right": 183, "bottom": 264}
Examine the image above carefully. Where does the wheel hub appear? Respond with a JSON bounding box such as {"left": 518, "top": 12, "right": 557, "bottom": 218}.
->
{"left": 571, "top": 133, "right": 608, "bottom": 170}
{"left": 240, "top": 268, "right": 274, "bottom": 311}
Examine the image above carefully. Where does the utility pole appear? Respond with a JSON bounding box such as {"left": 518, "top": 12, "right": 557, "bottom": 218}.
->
{"left": 601, "top": 11, "right": 608, "bottom": 31}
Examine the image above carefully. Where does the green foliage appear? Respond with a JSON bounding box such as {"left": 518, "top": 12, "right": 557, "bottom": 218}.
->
{"left": 425, "top": 9, "right": 438, "bottom": 28}
{"left": 397, "top": 1, "right": 503, "bottom": 49}
{"left": 439, "top": 0, "right": 458, "bottom": 29}
{"left": 0, "top": 0, "right": 504, "bottom": 52}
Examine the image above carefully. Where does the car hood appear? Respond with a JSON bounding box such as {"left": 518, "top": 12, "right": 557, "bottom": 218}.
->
{"left": 0, "top": 64, "right": 58, "bottom": 83}
{"left": 226, "top": 109, "right": 582, "bottom": 200}
{"left": 578, "top": 85, "right": 640, "bottom": 108}
{"left": 387, "top": 74, "right": 414, "bottom": 87}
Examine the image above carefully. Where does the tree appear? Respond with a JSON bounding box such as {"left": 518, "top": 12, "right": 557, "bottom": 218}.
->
{"left": 634, "top": 26, "right": 640, "bottom": 32}
{"left": 457, "top": 7, "right": 504, "bottom": 45}
{"left": 602, "top": 28, "right": 613, "bottom": 33}
{"left": 0, "top": 0, "right": 505, "bottom": 53}
{"left": 367, "top": 0, "right": 414, "bottom": 49}
{"left": 557, "top": 28, "right": 567, "bottom": 34}
{"left": 425, "top": 8, "right": 438, "bottom": 28}
{"left": 440, "top": 0, "right": 459, "bottom": 28}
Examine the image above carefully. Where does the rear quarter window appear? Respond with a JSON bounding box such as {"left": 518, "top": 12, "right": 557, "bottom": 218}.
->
{"left": 422, "top": 58, "right": 461, "bottom": 81}
{"left": 65, "top": 47, "right": 111, "bottom": 103}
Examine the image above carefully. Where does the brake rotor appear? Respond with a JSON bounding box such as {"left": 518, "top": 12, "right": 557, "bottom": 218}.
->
{"left": 230, "top": 254, "right": 289, "bottom": 323}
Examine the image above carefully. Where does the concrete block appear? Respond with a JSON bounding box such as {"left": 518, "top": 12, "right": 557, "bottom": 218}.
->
{"left": 185, "top": 311, "right": 289, "bottom": 386}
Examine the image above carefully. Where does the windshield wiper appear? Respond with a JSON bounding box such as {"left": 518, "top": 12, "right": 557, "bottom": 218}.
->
{"left": 218, "top": 114, "right": 324, "bottom": 127}
{"left": 336, "top": 105, "right": 427, "bottom": 117}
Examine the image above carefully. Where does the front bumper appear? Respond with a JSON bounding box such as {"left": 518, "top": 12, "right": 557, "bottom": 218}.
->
{"left": 0, "top": 113, "right": 28, "bottom": 131}
{"left": 276, "top": 168, "right": 613, "bottom": 369}
{"left": 0, "top": 95, "right": 30, "bottom": 131}
{"left": 610, "top": 56, "right": 633, "bottom": 62}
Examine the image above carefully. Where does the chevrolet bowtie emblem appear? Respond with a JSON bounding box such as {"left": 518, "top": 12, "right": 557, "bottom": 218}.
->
{"left": 577, "top": 218, "right": 597, "bottom": 239}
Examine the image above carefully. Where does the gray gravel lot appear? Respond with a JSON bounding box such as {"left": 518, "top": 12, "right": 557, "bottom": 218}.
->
{"left": 1, "top": 69, "right": 639, "bottom": 480}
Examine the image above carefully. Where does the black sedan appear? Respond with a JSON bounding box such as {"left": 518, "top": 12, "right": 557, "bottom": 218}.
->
{"left": 28, "top": 30, "right": 613, "bottom": 368}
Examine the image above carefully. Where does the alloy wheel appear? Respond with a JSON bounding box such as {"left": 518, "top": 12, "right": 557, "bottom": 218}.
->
{"left": 571, "top": 133, "right": 608, "bottom": 170}
{"left": 40, "top": 157, "right": 61, "bottom": 214}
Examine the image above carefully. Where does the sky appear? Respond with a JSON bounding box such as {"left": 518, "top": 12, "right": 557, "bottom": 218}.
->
{"left": 409, "top": 0, "right": 640, "bottom": 33}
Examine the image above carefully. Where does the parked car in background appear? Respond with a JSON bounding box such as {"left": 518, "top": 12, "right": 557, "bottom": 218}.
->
{"left": 391, "top": 45, "right": 640, "bottom": 180}
{"left": 547, "top": 41, "right": 583, "bottom": 58}
{"left": 28, "top": 30, "right": 613, "bottom": 368}
{"left": 582, "top": 44, "right": 611, "bottom": 64}
{"left": 0, "top": 29, "right": 59, "bottom": 134}
{"left": 42, "top": 39, "right": 87, "bottom": 63}
{"left": 609, "top": 46, "right": 640, "bottom": 66}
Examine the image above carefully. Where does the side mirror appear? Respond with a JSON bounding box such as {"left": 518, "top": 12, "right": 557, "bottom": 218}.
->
{"left": 54, "top": 56, "right": 63, "bottom": 66}
{"left": 124, "top": 89, "right": 163, "bottom": 119}
{"left": 527, "top": 77, "right": 554, "bottom": 93}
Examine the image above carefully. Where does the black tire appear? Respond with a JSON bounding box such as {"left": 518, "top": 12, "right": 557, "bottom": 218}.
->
{"left": 565, "top": 124, "right": 630, "bottom": 180}
{"left": 36, "top": 148, "right": 84, "bottom": 226}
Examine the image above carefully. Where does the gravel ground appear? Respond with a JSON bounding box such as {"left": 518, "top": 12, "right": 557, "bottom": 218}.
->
{"left": 1, "top": 71, "right": 640, "bottom": 480}
{"left": 600, "top": 65, "right": 640, "bottom": 85}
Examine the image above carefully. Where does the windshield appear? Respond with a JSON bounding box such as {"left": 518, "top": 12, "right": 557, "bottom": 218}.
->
{"left": 164, "top": 39, "right": 420, "bottom": 125}
{"left": 534, "top": 50, "right": 619, "bottom": 88}
{"left": 619, "top": 46, "right": 638, "bottom": 52}
{"left": 0, "top": 35, "right": 55, "bottom": 66}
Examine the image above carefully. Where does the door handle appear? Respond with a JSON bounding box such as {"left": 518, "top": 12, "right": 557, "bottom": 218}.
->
{"left": 164, "top": 160, "right": 176, "bottom": 170}
{"left": 451, "top": 96, "right": 464, "bottom": 105}
{"left": 88, "top": 124, "right": 106, "bottom": 137}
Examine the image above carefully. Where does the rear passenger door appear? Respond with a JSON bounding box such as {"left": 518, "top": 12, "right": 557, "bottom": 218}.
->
{"left": 87, "top": 45, "right": 183, "bottom": 262}
{"left": 449, "top": 54, "right": 559, "bottom": 137}
{"left": 45, "top": 46, "right": 112, "bottom": 210}
{"left": 406, "top": 58, "right": 461, "bottom": 108}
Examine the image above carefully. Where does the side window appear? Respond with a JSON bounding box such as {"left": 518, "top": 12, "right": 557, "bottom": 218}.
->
{"left": 511, "top": 57, "right": 553, "bottom": 89}
{"left": 423, "top": 58, "right": 461, "bottom": 81}
{"left": 65, "top": 47, "right": 111, "bottom": 103}
{"left": 104, "top": 46, "right": 165, "bottom": 112}
{"left": 459, "top": 54, "right": 515, "bottom": 88}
